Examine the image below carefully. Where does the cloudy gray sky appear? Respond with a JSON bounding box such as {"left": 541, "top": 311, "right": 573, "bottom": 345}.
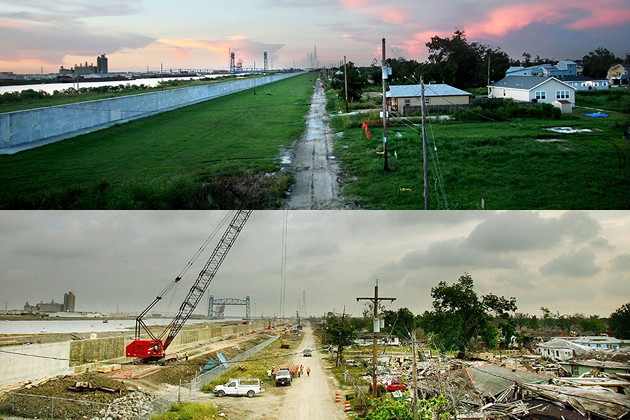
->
{"left": 1, "top": 211, "right": 629, "bottom": 320}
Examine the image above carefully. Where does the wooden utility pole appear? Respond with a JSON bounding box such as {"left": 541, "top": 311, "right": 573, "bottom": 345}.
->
{"left": 161, "top": 63, "right": 164, "bottom": 91}
{"left": 357, "top": 279, "right": 395, "bottom": 398}
{"left": 420, "top": 77, "right": 430, "bottom": 210}
{"left": 487, "top": 55, "right": 491, "bottom": 86}
{"left": 335, "top": 306, "right": 345, "bottom": 368}
{"left": 381, "top": 38, "right": 389, "bottom": 171}
{"left": 344, "top": 56, "right": 349, "bottom": 113}
{"left": 254, "top": 62, "right": 257, "bottom": 95}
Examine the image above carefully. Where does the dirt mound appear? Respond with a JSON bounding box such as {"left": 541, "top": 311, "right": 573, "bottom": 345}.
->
{"left": 0, "top": 372, "right": 138, "bottom": 419}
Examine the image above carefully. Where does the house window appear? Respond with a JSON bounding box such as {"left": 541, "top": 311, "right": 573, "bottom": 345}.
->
{"left": 425, "top": 98, "right": 430, "bottom": 105}
{"left": 535, "top": 91, "right": 546, "bottom": 100}
{"left": 404, "top": 99, "right": 411, "bottom": 106}
{"left": 556, "top": 90, "right": 570, "bottom": 99}
{"left": 503, "top": 89, "right": 506, "bottom": 96}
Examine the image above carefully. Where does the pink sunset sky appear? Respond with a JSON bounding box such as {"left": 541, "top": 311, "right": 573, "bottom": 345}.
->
{"left": 0, "top": 0, "right": 628, "bottom": 74}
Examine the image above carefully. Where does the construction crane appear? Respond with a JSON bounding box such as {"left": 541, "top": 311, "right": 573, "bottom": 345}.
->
{"left": 125, "top": 210, "right": 252, "bottom": 361}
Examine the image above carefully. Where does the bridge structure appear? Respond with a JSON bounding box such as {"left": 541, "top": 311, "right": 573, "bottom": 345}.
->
{"left": 208, "top": 295, "right": 251, "bottom": 319}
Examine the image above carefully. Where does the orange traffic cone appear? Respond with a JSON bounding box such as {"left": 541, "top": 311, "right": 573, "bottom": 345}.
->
{"left": 344, "top": 401, "right": 351, "bottom": 411}
{"left": 335, "top": 391, "right": 341, "bottom": 402}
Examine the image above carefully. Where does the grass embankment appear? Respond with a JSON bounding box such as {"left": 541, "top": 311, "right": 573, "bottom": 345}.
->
{"left": 152, "top": 402, "right": 221, "bottom": 420}
{"left": 0, "top": 74, "right": 252, "bottom": 114}
{"left": 0, "top": 73, "right": 315, "bottom": 209}
{"left": 200, "top": 331, "right": 303, "bottom": 392}
{"left": 329, "top": 90, "right": 630, "bottom": 209}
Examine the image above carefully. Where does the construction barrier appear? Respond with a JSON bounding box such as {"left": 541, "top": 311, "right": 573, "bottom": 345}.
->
{"left": 344, "top": 401, "right": 351, "bottom": 411}
{"left": 335, "top": 391, "right": 341, "bottom": 402}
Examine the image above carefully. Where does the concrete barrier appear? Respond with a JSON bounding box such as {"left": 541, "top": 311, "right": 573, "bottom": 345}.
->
{"left": 0, "top": 320, "right": 268, "bottom": 386}
{"left": 0, "top": 72, "right": 305, "bottom": 154}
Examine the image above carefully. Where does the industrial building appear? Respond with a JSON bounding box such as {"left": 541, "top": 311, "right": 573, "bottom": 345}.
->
{"left": 23, "top": 291, "right": 76, "bottom": 314}
{"left": 58, "top": 54, "right": 108, "bottom": 75}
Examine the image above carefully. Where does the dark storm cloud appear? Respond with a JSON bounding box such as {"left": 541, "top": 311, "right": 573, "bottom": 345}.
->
{"left": 540, "top": 247, "right": 602, "bottom": 278}
{"left": 465, "top": 211, "right": 600, "bottom": 253}
{"left": 610, "top": 254, "right": 630, "bottom": 272}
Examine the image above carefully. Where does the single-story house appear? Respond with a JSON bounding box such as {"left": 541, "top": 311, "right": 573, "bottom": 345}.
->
{"left": 564, "top": 335, "right": 628, "bottom": 349}
{"left": 506, "top": 66, "right": 533, "bottom": 76}
{"left": 488, "top": 76, "right": 576, "bottom": 106}
{"left": 386, "top": 84, "right": 471, "bottom": 115}
{"left": 536, "top": 338, "right": 592, "bottom": 361}
{"left": 558, "top": 75, "right": 610, "bottom": 90}
{"left": 608, "top": 64, "right": 629, "bottom": 85}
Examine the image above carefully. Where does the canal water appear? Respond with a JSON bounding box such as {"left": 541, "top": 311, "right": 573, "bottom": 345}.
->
{"left": 0, "top": 318, "right": 217, "bottom": 335}
{"left": 0, "top": 75, "right": 228, "bottom": 95}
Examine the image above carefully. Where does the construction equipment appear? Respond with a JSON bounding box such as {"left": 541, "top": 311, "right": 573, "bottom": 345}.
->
{"left": 125, "top": 211, "right": 252, "bottom": 361}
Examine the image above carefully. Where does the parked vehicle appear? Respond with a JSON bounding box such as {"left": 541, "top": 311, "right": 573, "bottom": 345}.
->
{"left": 275, "top": 369, "right": 292, "bottom": 386}
{"left": 213, "top": 378, "right": 263, "bottom": 397}
{"left": 303, "top": 348, "right": 312, "bottom": 357}
{"left": 386, "top": 380, "right": 407, "bottom": 392}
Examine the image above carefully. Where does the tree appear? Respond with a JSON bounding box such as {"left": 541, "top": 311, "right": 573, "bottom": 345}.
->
{"left": 425, "top": 30, "right": 486, "bottom": 88}
{"left": 330, "top": 61, "right": 366, "bottom": 101}
{"left": 609, "top": 302, "right": 630, "bottom": 339}
{"left": 323, "top": 313, "right": 357, "bottom": 366}
{"left": 579, "top": 315, "right": 606, "bottom": 334}
{"left": 418, "top": 273, "right": 517, "bottom": 357}
{"left": 382, "top": 307, "right": 416, "bottom": 340}
{"left": 582, "top": 47, "right": 622, "bottom": 78}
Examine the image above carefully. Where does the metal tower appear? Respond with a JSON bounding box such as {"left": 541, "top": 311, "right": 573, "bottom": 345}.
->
{"left": 264, "top": 52, "right": 268, "bottom": 73}
{"left": 208, "top": 295, "right": 251, "bottom": 319}
{"left": 229, "top": 48, "right": 235, "bottom": 73}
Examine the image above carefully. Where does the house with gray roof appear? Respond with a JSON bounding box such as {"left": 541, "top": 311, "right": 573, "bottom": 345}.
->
{"left": 386, "top": 84, "right": 471, "bottom": 115}
{"left": 488, "top": 76, "right": 576, "bottom": 107}
{"left": 559, "top": 75, "right": 609, "bottom": 91}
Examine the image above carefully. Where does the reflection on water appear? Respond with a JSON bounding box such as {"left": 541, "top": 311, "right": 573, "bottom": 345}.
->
{"left": 0, "top": 318, "right": 213, "bottom": 335}
{"left": 0, "top": 75, "right": 227, "bottom": 95}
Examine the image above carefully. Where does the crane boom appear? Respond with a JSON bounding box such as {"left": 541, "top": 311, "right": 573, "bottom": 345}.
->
{"left": 126, "top": 210, "right": 252, "bottom": 360}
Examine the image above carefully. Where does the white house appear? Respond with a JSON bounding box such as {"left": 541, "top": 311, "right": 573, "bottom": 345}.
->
{"left": 559, "top": 76, "right": 609, "bottom": 91}
{"left": 488, "top": 76, "right": 576, "bottom": 106}
{"left": 536, "top": 338, "right": 592, "bottom": 361}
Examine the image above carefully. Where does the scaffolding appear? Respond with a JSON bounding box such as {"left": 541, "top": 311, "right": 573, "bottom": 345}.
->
{"left": 208, "top": 296, "right": 251, "bottom": 319}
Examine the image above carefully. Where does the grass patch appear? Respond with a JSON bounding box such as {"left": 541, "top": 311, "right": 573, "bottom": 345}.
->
{"left": 152, "top": 402, "right": 220, "bottom": 420}
{"left": 575, "top": 88, "right": 630, "bottom": 114}
{"left": 333, "top": 110, "right": 630, "bottom": 209}
{"left": 0, "top": 73, "right": 315, "bottom": 209}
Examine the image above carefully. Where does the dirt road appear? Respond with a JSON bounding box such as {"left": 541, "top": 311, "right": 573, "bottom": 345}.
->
{"left": 212, "top": 326, "right": 347, "bottom": 420}
{"left": 284, "top": 78, "right": 344, "bottom": 209}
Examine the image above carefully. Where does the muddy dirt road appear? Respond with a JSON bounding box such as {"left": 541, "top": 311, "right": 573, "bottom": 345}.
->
{"left": 212, "top": 325, "right": 347, "bottom": 420}
{"left": 284, "top": 78, "right": 344, "bottom": 209}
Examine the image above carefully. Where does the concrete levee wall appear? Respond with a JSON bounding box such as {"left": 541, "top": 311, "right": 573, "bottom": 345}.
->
{"left": 0, "top": 72, "right": 304, "bottom": 151}
{"left": 0, "top": 341, "right": 71, "bottom": 386}
{"left": 0, "top": 321, "right": 268, "bottom": 386}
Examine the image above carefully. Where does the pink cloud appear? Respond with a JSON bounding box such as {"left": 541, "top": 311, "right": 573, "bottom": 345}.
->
{"left": 0, "top": 20, "right": 30, "bottom": 29}
{"left": 467, "top": 0, "right": 630, "bottom": 38}
{"left": 338, "top": 0, "right": 410, "bottom": 25}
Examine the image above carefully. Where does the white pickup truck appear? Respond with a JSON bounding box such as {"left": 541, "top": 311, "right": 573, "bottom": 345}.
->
{"left": 213, "top": 378, "right": 264, "bottom": 397}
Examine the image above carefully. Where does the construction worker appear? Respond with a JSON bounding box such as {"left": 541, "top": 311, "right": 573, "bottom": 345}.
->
{"left": 184, "top": 351, "right": 189, "bottom": 361}
{"left": 307, "top": 367, "right": 311, "bottom": 376}
{"left": 267, "top": 369, "right": 272, "bottom": 377}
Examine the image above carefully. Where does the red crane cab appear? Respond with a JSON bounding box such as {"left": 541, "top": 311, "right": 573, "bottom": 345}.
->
{"left": 126, "top": 339, "right": 165, "bottom": 359}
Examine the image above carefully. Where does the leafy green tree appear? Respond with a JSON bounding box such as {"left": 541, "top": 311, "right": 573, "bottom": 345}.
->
{"left": 582, "top": 47, "right": 622, "bottom": 78}
{"left": 579, "top": 315, "right": 607, "bottom": 334}
{"left": 365, "top": 395, "right": 450, "bottom": 420}
{"left": 418, "top": 273, "right": 517, "bottom": 357}
{"left": 323, "top": 314, "right": 357, "bottom": 365}
{"left": 609, "top": 302, "right": 630, "bottom": 339}
{"left": 382, "top": 307, "right": 416, "bottom": 340}
{"left": 330, "top": 61, "right": 366, "bottom": 101}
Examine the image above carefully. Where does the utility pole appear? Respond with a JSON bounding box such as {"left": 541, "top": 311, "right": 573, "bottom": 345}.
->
{"left": 357, "top": 279, "right": 396, "bottom": 398}
{"left": 381, "top": 37, "right": 389, "bottom": 171}
{"left": 254, "top": 62, "right": 257, "bottom": 95}
{"left": 420, "top": 77, "right": 429, "bottom": 209}
{"left": 412, "top": 330, "right": 418, "bottom": 420}
{"left": 336, "top": 306, "right": 345, "bottom": 367}
{"left": 344, "top": 56, "right": 349, "bottom": 113}
{"left": 487, "top": 55, "right": 491, "bottom": 86}
{"left": 161, "top": 63, "right": 163, "bottom": 91}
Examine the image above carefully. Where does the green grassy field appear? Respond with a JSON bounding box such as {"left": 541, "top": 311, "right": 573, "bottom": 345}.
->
{"left": 0, "top": 72, "right": 315, "bottom": 209}
{"left": 332, "top": 107, "right": 630, "bottom": 209}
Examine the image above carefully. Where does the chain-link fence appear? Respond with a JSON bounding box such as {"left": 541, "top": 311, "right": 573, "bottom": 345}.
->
{"left": 0, "top": 335, "right": 279, "bottom": 420}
